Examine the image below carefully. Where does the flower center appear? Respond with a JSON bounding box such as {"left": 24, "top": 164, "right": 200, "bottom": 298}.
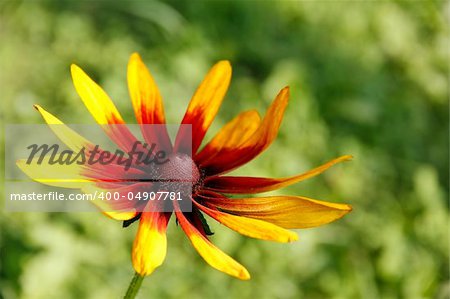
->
{"left": 158, "top": 153, "right": 201, "bottom": 193}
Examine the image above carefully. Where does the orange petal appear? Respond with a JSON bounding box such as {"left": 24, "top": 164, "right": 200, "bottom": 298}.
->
{"left": 201, "top": 193, "right": 352, "bottom": 229}
{"left": 174, "top": 207, "right": 250, "bottom": 280}
{"left": 205, "top": 155, "right": 353, "bottom": 193}
{"left": 175, "top": 61, "right": 232, "bottom": 154}
{"left": 127, "top": 53, "right": 172, "bottom": 150}
{"left": 71, "top": 64, "right": 139, "bottom": 152}
{"left": 193, "top": 199, "right": 298, "bottom": 243}
{"left": 132, "top": 211, "right": 171, "bottom": 276}
{"left": 201, "top": 87, "right": 289, "bottom": 175}
{"left": 195, "top": 110, "right": 261, "bottom": 165}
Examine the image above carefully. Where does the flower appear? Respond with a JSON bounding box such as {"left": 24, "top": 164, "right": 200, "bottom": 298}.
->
{"left": 18, "top": 53, "right": 352, "bottom": 280}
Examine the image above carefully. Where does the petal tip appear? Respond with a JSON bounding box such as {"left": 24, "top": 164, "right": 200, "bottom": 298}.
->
{"left": 343, "top": 155, "right": 354, "bottom": 161}
{"left": 70, "top": 63, "right": 79, "bottom": 72}
{"left": 344, "top": 204, "right": 353, "bottom": 212}
{"left": 288, "top": 232, "right": 299, "bottom": 242}
{"left": 130, "top": 52, "right": 143, "bottom": 63}
{"left": 282, "top": 86, "right": 290, "bottom": 96}
{"left": 216, "top": 60, "right": 232, "bottom": 73}
{"left": 70, "top": 64, "right": 84, "bottom": 80}
{"left": 218, "top": 60, "right": 231, "bottom": 66}
{"left": 131, "top": 52, "right": 141, "bottom": 58}
{"left": 238, "top": 268, "right": 251, "bottom": 280}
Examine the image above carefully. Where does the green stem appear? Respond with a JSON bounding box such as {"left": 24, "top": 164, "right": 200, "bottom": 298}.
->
{"left": 124, "top": 272, "right": 145, "bottom": 299}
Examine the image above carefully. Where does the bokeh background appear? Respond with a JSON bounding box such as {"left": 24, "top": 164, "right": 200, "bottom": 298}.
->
{"left": 1, "top": 1, "right": 448, "bottom": 298}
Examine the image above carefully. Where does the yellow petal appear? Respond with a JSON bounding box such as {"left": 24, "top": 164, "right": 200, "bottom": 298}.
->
{"left": 71, "top": 64, "right": 140, "bottom": 152}
{"left": 203, "top": 194, "right": 352, "bottom": 229}
{"left": 174, "top": 208, "right": 250, "bottom": 280}
{"left": 16, "top": 156, "right": 91, "bottom": 189}
{"left": 194, "top": 200, "right": 298, "bottom": 242}
{"left": 16, "top": 161, "right": 138, "bottom": 220}
{"left": 71, "top": 64, "right": 125, "bottom": 125}
{"left": 132, "top": 211, "right": 170, "bottom": 276}
{"left": 175, "top": 61, "right": 232, "bottom": 154}
{"left": 104, "top": 211, "right": 138, "bottom": 221}
{"left": 34, "top": 105, "right": 92, "bottom": 152}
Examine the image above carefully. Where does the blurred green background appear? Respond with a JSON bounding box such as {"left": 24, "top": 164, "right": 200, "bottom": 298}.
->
{"left": 0, "top": 1, "right": 448, "bottom": 298}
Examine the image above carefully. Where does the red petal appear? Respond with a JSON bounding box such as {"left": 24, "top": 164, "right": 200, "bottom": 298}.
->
{"left": 175, "top": 61, "right": 232, "bottom": 154}
{"left": 194, "top": 110, "right": 261, "bottom": 166}
{"left": 205, "top": 155, "right": 353, "bottom": 193}
{"left": 127, "top": 53, "right": 172, "bottom": 151}
{"left": 200, "top": 87, "right": 289, "bottom": 175}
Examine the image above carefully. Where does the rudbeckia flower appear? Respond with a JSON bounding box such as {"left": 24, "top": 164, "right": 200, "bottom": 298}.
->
{"left": 18, "top": 53, "right": 352, "bottom": 280}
